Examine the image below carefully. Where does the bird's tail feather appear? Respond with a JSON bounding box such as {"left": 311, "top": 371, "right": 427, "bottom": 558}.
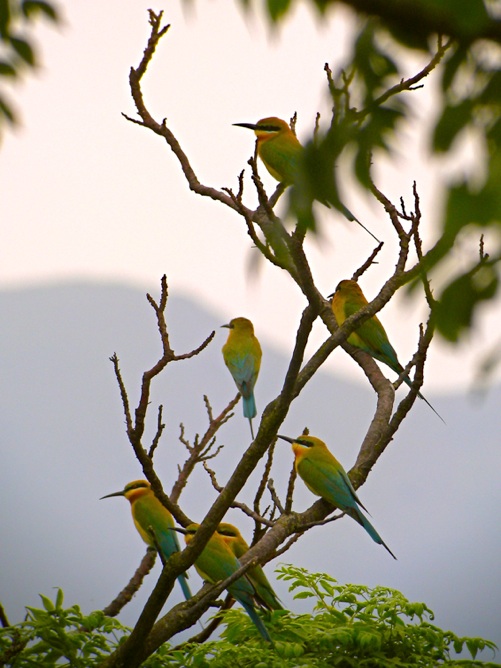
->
{"left": 238, "top": 598, "right": 273, "bottom": 643}
{"left": 347, "top": 507, "right": 397, "bottom": 560}
{"left": 243, "top": 393, "right": 256, "bottom": 419}
{"left": 178, "top": 573, "right": 192, "bottom": 601}
{"left": 399, "top": 369, "right": 445, "bottom": 424}
{"left": 255, "top": 584, "right": 284, "bottom": 612}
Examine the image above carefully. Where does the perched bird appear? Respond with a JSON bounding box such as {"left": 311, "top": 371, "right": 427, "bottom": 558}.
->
{"left": 331, "top": 279, "right": 444, "bottom": 422}
{"left": 221, "top": 317, "right": 262, "bottom": 439}
{"left": 100, "top": 480, "right": 192, "bottom": 600}
{"left": 217, "top": 522, "right": 284, "bottom": 611}
{"left": 278, "top": 434, "right": 396, "bottom": 559}
{"left": 178, "top": 523, "right": 273, "bottom": 642}
{"left": 234, "top": 116, "right": 380, "bottom": 242}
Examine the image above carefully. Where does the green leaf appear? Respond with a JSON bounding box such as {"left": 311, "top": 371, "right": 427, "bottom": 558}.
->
{"left": 454, "top": 0, "right": 489, "bottom": 36}
{"left": 0, "top": 60, "right": 17, "bottom": 76}
{"left": 420, "top": 0, "right": 490, "bottom": 38}
{"left": 441, "top": 44, "right": 467, "bottom": 92}
{"left": 385, "top": 19, "right": 431, "bottom": 52}
{"left": 266, "top": 0, "right": 291, "bottom": 22}
{"left": 293, "top": 591, "right": 315, "bottom": 599}
{"left": 435, "top": 265, "right": 498, "bottom": 341}
{"left": 25, "top": 605, "right": 47, "bottom": 620}
{"left": 10, "top": 35, "right": 36, "bottom": 65}
{"left": 478, "top": 69, "right": 501, "bottom": 105}
{"left": 466, "top": 637, "right": 480, "bottom": 659}
{"left": 22, "top": 0, "right": 60, "bottom": 22}
{"left": 40, "top": 593, "right": 56, "bottom": 611}
{"left": 432, "top": 99, "right": 473, "bottom": 152}
{"left": 442, "top": 179, "right": 498, "bottom": 249}
{"left": 0, "top": 0, "right": 11, "bottom": 38}
{"left": 55, "top": 588, "right": 64, "bottom": 609}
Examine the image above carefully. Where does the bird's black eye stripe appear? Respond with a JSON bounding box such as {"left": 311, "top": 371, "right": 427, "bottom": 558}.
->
{"left": 127, "top": 481, "right": 148, "bottom": 491}
{"left": 258, "top": 124, "right": 281, "bottom": 132}
{"left": 296, "top": 438, "right": 313, "bottom": 447}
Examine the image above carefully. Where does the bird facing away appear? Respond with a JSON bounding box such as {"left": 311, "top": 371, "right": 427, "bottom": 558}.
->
{"left": 331, "top": 279, "right": 444, "bottom": 422}
{"left": 233, "top": 116, "right": 380, "bottom": 242}
{"left": 179, "top": 523, "right": 272, "bottom": 642}
{"left": 221, "top": 317, "right": 262, "bottom": 439}
{"left": 278, "top": 435, "right": 396, "bottom": 559}
{"left": 100, "top": 480, "right": 192, "bottom": 600}
{"left": 217, "top": 522, "right": 284, "bottom": 611}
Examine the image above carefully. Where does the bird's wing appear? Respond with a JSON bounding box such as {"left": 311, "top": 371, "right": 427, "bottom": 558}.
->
{"left": 342, "top": 295, "right": 402, "bottom": 372}
{"left": 226, "top": 354, "right": 257, "bottom": 398}
{"left": 259, "top": 136, "right": 299, "bottom": 184}
{"left": 133, "top": 499, "right": 184, "bottom": 561}
{"left": 298, "top": 456, "right": 364, "bottom": 513}
{"left": 358, "top": 317, "right": 402, "bottom": 371}
{"left": 250, "top": 567, "right": 284, "bottom": 611}
{"left": 195, "top": 539, "right": 241, "bottom": 583}
{"left": 341, "top": 293, "right": 364, "bottom": 319}
{"left": 153, "top": 524, "right": 184, "bottom": 562}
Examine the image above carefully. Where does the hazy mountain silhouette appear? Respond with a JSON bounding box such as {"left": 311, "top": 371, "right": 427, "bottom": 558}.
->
{"left": 1, "top": 281, "right": 499, "bottom": 657}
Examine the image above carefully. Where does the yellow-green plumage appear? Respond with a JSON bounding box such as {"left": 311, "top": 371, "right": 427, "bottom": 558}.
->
{"left": 217, "top": 522, "right": 284, "bottom": 611}
{"left": 222, "top": 317, "right": 262, "bottom": 438}
{"left": 278, "top": 435, "right": 396, "bottom": 559}
{"left": 100, "top": 480, "right": 192, "bottom": 600}
{"left": 239, "top": 116, "right": 300, "bottom": 184}
{"left": 234, "top": 117, "right": 380, "bottom": 241}
{"left": 331, "top": 279, "right": 444, "bottom": 422}
{"left": 182, "top": 524, "right": 272, "bottom": 642}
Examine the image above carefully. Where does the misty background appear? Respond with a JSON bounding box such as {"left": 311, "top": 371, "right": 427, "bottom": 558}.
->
{"left": 1, "top": 281, "right": 499, "bottom": 657}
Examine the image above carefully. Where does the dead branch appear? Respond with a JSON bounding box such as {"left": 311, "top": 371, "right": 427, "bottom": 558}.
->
{"left": 170, "top": 394, "right": 239, "bottom": 503}
{"left": 103, "top": 549, "right": 157, "bottom": 618}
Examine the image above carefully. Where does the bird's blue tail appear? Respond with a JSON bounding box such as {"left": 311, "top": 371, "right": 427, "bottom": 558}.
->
{"left": 178, "top": 572, "right": 192, "bottom": 601}
{"left": 242, "top": 393, "right": 256, "bottom": 419}
{"left": 238, "top": 597, "right": 273, "bottom": 643}
{"left": 348, "top": 507, "right": 397, "bottom": 560}
{"left": 397, "top": 364, "right": 445, "bottom": 423}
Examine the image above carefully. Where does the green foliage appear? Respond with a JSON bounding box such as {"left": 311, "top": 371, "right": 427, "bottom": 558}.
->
{"left": 2, "top": 571, "right": 497, "bottom": 667}
{"left": 0, "top": 589, "right": 128, "bottom": 667}
{"left": 434, "top": 260, "right": 498, "bottom": 341}
{"left": 239, "top": 0, "right": 501, "bottom": 350}
{"left": 287, "top": 20, "right": 407, "bottom": 231}
{"left": 0, "top": 0, "right": 59, "bottom": 132}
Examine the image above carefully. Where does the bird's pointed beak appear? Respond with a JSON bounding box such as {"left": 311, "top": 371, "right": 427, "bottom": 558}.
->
{"left": 221, "top": 323, "right": 230, "bottom": 329}
{"left": 277, "top": 434, "right": 295, "bottom": 444}
{"left": 233, "top": 122, "right": 259, "bottom": 130}
{"left": 327, "top": 291, "right": 335, "bottom": 300}
{"left": 100, "top": 490, "right": 125, "bottom": 500}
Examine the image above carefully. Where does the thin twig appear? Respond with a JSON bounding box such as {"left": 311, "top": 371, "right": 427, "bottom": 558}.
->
{"left": 148, "top": 405, "right": 165, "bottom": 459}
{"left": 355, "top": 37, "right": 453, "bottom": 122}
{"left": 203, "top": 462, "right": 275, "bottom": 526}
{"left": 102, "top": 549, "right": 157, "bottom": 618}
{"left": 170, "top": 395, "right": 239, "bottom": 503}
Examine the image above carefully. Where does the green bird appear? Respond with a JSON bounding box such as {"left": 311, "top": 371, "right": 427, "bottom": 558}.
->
{"left": 234, "top": 116, "right": 380, "bottom": 242}
{"left": 101, "top": 479, "right": 192, "bottom": 600}
{"left": 331, "top": 279, "right": 444, "bottom": 422}
{"left": 222, "top": 317, "right": 262, "bottom": 439}
{"left": 278, "top": 435, "right": 396, "bottom": 559}
{"left": 217, "top": 522, "right": 284, "bottom": 611}
{"left": 178, "top": 523, "right": 273, "bottom": 643}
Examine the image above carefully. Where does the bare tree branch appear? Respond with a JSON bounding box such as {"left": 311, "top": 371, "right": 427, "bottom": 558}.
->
{"left": 100, "top": 11, "right": 446, "bottom": 666}
{"left": 170, "top": 394, "right": 239, "bottom": 503}
{"left": 102, "top": 549, "right": 157, "bottom": 618}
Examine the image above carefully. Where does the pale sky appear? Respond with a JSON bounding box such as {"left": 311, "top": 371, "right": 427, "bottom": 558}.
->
{"left": 2, "top": 0, "right": 500, "bottom": 392}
